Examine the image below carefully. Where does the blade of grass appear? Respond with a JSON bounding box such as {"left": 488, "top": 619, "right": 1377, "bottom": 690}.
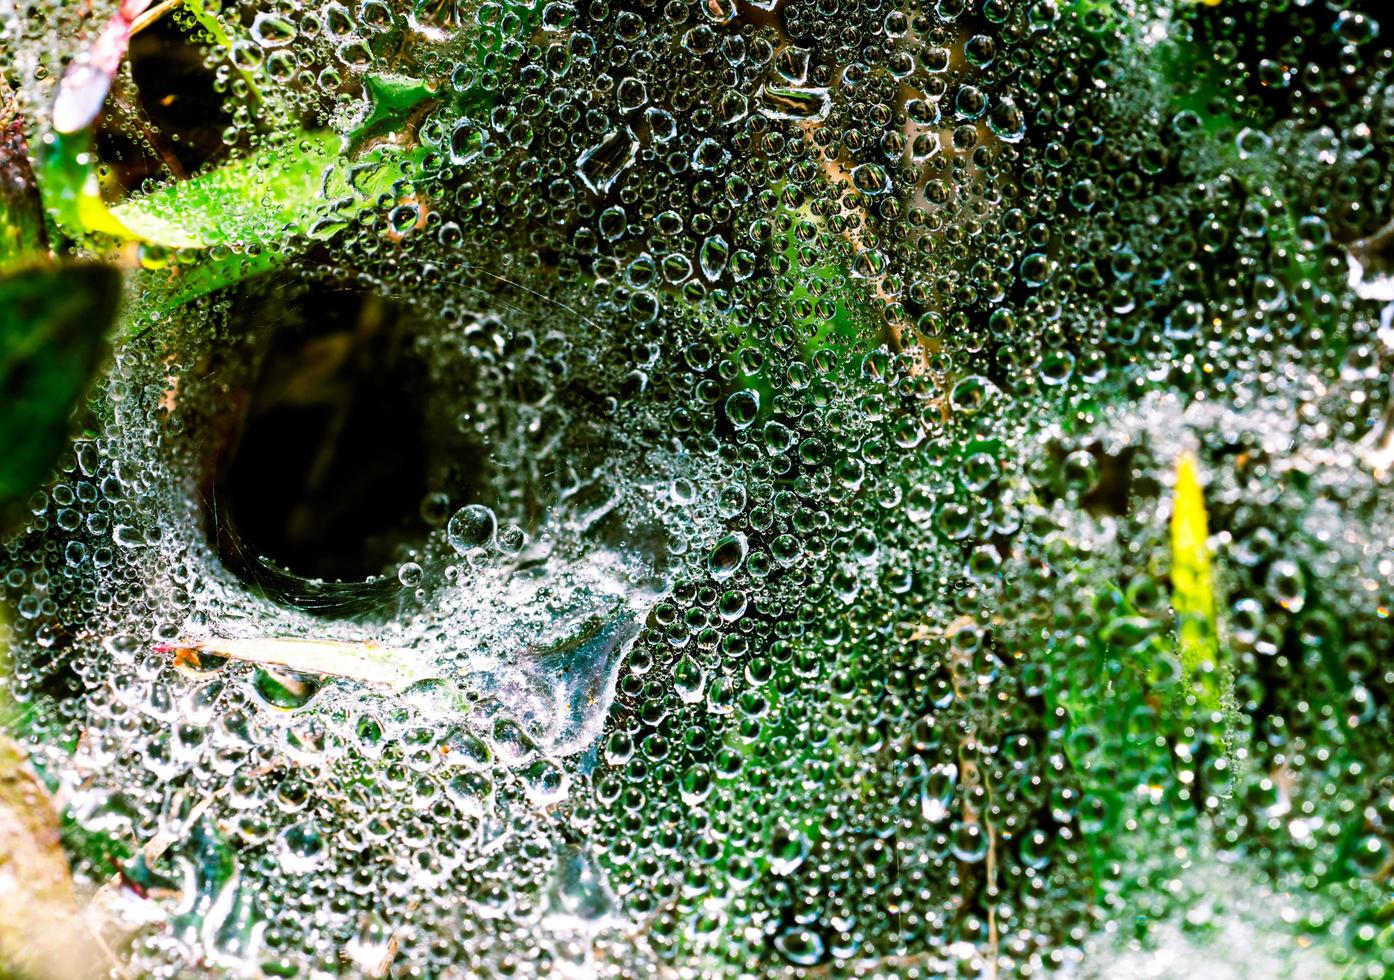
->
{"left": 1170, "top": 450, "right": 1222, "bottom": 709}
{"left": 119, "top": 137, "right": 431, "bottom": 319}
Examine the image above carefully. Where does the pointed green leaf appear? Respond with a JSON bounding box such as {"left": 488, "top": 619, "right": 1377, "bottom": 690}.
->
{"left": 116, "top": 137, "right": 430, "bottom": 317}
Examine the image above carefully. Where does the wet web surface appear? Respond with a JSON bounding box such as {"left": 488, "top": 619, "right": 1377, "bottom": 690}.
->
{"left": 3, "top": 0, "right": 1394, "bottom": 976}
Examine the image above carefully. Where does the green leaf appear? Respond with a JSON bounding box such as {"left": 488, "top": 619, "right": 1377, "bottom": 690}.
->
{"left": 130, "top": 247, "right": 283, "bottom": 321}
{"left": 0, "top": 262, "right": 121, "bottom": 534}
{"left": 38, "top": 126, "right": 355, "bottom": 251}
{"left": 111, "top": 131, "right": 344, "bottom": 249}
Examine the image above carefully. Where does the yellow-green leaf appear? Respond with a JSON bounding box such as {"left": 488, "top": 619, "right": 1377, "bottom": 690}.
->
{"left": 1170, "top": 449, "right": 1222, "bottom": 707}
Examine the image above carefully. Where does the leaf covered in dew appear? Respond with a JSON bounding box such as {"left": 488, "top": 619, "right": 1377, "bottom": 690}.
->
{"left": 111, "top": 136, "right": 429, "bottom": 318}
{"left": 111, "top": 131, "right": 346, "bottom": 249}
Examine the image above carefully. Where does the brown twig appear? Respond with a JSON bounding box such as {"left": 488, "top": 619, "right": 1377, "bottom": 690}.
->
{"left": 160, "top": 635, "right": 433, "bottom": 692}
{"left": 129, "top": 0, "right": 182, "bottom": 35}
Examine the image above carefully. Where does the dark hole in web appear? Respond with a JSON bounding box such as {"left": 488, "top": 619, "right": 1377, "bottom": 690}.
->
{"left": 1081, "top": 445, "right": 1135, "bottom": 518}
{"left": 211, "top": 289, "right": 478, "bottom": 609}
{"left": 1039, "top": 442, "right": 1136, "bottom": 518}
